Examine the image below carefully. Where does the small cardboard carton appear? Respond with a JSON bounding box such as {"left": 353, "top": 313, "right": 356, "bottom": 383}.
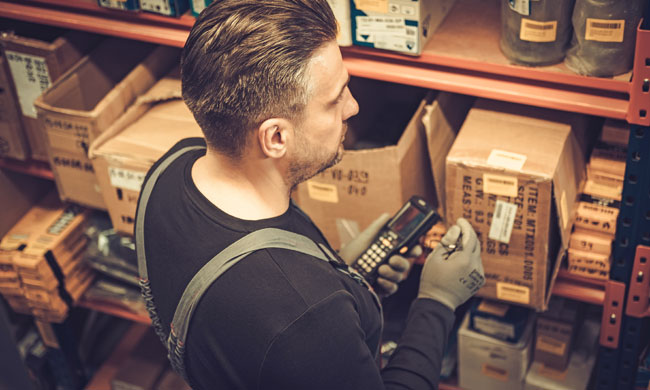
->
{"left": 89, "top": 71, "right": 203, "bottom": 235}
{"left": 458, "top": 309, "right": 535, "bottom": 390}
{"left": 0, "top": 57, "right": 29, "bottom": 160}
{"left": 350, "top": 0, "right": 457, "bottom": 55}
{"left": 533, "top": 297, "right": 582, "bottom": 371}
{"left": 0, "top": 191, "right": 93, "bottom": 322}
{"left": 0, "top": 169, "right": 53, "bottom": 238}
{"left": 0, "top": 26, "right": 100, "bottom": 161}
{"left": 294, "top": 79, "right": 471, "bottom": 249}
{"left": 34, "top": 41, "right": 179, "bottom": 210}
{"left": 445, "top": 99, "right": 588, "bottom": 310}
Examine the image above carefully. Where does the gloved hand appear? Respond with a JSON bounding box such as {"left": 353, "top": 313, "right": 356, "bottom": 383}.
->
{"left": 418, "top": 218, "right": 485, "bottom": 311}
{"left": 339, "top": 213, "right": 418, "bottom": 298}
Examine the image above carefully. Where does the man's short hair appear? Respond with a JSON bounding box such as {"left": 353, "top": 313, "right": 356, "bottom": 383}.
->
{"left": 181, "top": 0, "right": 337, "bottom": 159}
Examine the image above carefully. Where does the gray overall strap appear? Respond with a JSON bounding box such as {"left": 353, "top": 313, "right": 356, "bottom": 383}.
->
{"left": 167, "top": 228, "right": 338, "bottom": 381}
{"left": 136, "top": 144, "right": 205, "bottom": 281}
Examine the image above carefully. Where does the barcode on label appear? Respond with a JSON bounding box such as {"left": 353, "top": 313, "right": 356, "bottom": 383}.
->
{"left": 591, "top": 22, "right": 622, "bottom": 29}
{"left": 524, "top": 23, "right": 554, "bottom": 30}
{"left": 585, "top": 18, "right": 625, "bottom": 42}
{"left": 495, "top": 203, "right": 503, "bottom": 219}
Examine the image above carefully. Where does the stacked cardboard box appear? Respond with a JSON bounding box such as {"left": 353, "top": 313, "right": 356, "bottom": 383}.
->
{"left": 89, "top": 69, "right": 203, "bottom": 235}
{"left": 0, "top": 25, "right": 99, "bottom": 161}
{"left": 532, "top": 297, "right": 582, "bottom": 372}
{"left": 0, "top": 57, "right": 28, "bottom": 160}
{"left": 34, "top": 41, "right": 178, "bottom": 210}
{"left": 458, "top": 307, "right": 536, "bottom": 390}
{"left": 445, "top": 99, "right": 589, "bottom": 310}
{"left": 567, "top": 119, "right": 627, "bottom": 280}
{"left": 0, "top": 191, "right": 94, "bottom": 322}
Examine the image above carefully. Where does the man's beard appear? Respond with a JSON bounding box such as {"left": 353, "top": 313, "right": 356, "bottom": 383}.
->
{"left": 287, "top": 123, "right": 346, "bottom": 191}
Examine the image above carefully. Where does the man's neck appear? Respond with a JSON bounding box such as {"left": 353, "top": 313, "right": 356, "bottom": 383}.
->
{"left": 191, "top": 147, "right": 291, "bottom": 220}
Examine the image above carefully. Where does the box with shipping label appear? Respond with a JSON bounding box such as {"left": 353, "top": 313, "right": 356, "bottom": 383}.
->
{"left": 98, "top": 0, "right": 140, "bottom": 11}
{"left": 458, "top": 309, "right": 536, "bottom": 390}
{"left": 139, "top": 0, "right": 189, "bottom": 17}
{"left": 294, "top": 79, "right": 471, "bottom": 250}
{"left": 89, "top": 71, "right": 203, "bottom": 236}
{"left": 445, "top": 99, "right": 589, "bottom": 310}
{"left": 34, "top": 42, "right": 179, "bottom": 210}
{"left": 190, "top": 0, "right": 212, "bottom": 16}
{"left": 0, "top": 57, "right": 29, "bottom": 160}
{"left": 525, "top": 316, "right": 599, "bottom": 390}
{"left": 533, "top": 297, "right": 582, "bottom": 371}
{"left": 567, "top": 248, "right": 610, "bottom": 280}
{"left": 586, "top": 164, "right": 623, "bottom": 196}
{"left": 0, "top": 24, "right": 100, "bottom": 161}
{"left": 0, "top": 191, "right": 94, "bottom": 321}
{"left": 350, "top": 0, "right": 457, "bottom": 55}
{"left": 328, "top": 0, "right": 353, "bottom": 46}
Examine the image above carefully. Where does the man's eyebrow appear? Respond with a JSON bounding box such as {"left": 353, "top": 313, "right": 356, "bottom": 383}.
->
{"left": 330, "top": 74, "right": 351, "bottom": 104}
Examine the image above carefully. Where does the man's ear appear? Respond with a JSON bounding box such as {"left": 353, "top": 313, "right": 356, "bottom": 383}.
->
{"left": 258, "top": 118, "right": 293, "bottom": 159}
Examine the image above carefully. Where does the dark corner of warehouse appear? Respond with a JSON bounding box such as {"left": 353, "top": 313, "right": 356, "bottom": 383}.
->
{"left": 0, "top": 0, "right": 649, "bottom": 390}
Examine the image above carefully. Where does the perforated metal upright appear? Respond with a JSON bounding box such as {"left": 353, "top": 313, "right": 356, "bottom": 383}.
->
{"left": 594, "top": 8, "right": 650, "bottom": 390}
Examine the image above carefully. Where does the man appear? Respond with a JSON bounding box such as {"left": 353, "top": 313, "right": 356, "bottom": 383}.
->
{"left": 135, "top": 1, "right": 485, "bottom": 389}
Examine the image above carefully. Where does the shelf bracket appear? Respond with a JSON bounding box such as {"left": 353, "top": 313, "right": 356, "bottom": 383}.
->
{"left": 627, "top": 19, "right": 650, "bottom": 126}
{"left": 599, "top": 280, "right": 626, "bottom": 348}
{"left": 625, "top": 245, "right": 650, "bottom": 318}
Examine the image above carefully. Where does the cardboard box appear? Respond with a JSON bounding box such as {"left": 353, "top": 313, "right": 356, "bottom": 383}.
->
{"left": 525, "top": 317, "right": 599, "bottom": 390}
{"left": 586, "top": 164, "right": 623, "bottom": 196}
{"left": 89, "top": 71, "right": 203, "bottom": 235}
{"left": 0, "top": 190, "right": 93, "bottom": 321}
{"left": 98, "top": 0, "right": 140, "bottom": 11}
{"left": 328, "top": 0, "right": 353, "bottom": 46}
{"left": 574, "top": 200, "right": 618, "bottom": 236}
{"left": 469, "top": 298, "right": 531, "bottom": 343}
{"left": 445, "top": 99, "right": 588, "bottom": 310}
{"left": 458, "top": 309, "right": 535, "bottom": 390}
{"left": 533, "top": 298, "right": 581, "bottom": 371}
{"left": 0, "top": 57, "right": 29, "bottom": 160}
{"left": 0, "top": 26, "right": 100, "bottom": 161}
{"left": 600, "top": 118, "right": 629, "bottom": 147}
{"left": 294, "top": 80, "right": 471, "bottom": 249}
{"left": 350, "top": 0, "right": 456, "bottom": 55}
{"left": 35, "top": 41, "right": 179, "bottom": 210}
{"left": 569, "top": 228, "right": 612, "bottom": 256}
{"left": 139, "top": 0, "right": 189, "bottom": 16}
{"left": 0, "top": 169, "right": 53, "bottom": 238}
{"left": 567, "top": 248, "right": 610, "bottom": 280}
{"left": 589, "top": 142, "right": 627, "bottom": 179}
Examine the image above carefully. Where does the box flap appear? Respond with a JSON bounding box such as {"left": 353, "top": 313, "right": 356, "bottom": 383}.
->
{"left": 447, "top": 99, "right": 578, "bottom": 180}
{"left": 424, "top": 92, "right": 473, "bottom": 218}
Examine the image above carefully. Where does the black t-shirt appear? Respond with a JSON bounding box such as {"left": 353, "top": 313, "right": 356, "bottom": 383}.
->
{"left": 137, "top": 137, "right": 455, "bottom": 390}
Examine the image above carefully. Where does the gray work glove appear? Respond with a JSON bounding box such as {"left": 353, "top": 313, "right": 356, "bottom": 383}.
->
{"left": 339, "top": 213, "right": 419, "bottom": 298}
{"left": 418, "top": 218, "right": 485, "bottom": 311}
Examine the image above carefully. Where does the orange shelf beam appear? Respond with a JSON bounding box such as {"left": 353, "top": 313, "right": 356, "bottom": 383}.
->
{"left": 552, "top": 268, "right": 606, "bottom": 306}
{"left": 0, "top": 0, "right": 632, "bottom": 119}
{"left": 77, "top": 298, "right": 151, "bottom": 325}
{"left": 0, "top": 158, "right": 54, "bottom": 180}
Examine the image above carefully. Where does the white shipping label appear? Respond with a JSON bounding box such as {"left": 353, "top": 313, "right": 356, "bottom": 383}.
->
{"left": 508, "top": 0, "right": 530, "bottom": 16}
{"left": 356, "top": 16, "right": 418, "bottom": 54}
{"left": 487, "top": 149, "right": 527, "bottom": 171}
{"left": 489, "top": 200, "right": 517, "bottom": 244}
{"left": 5, "top": 51, "right": 51, "bottom": 118}
{"left": 585, "top": 18, "right": 625, "bottom": 43}
{"left": 483, "top": 173, "right": 518, "bottom": 197}
{"left": 108, "top": 167, "right": 146, "bottom": 192}
{"left": 307, "top": 181, "right": 339, "bottom": 203}
{"left": 519, "top": 19, "right": 557, "bottom": 42}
